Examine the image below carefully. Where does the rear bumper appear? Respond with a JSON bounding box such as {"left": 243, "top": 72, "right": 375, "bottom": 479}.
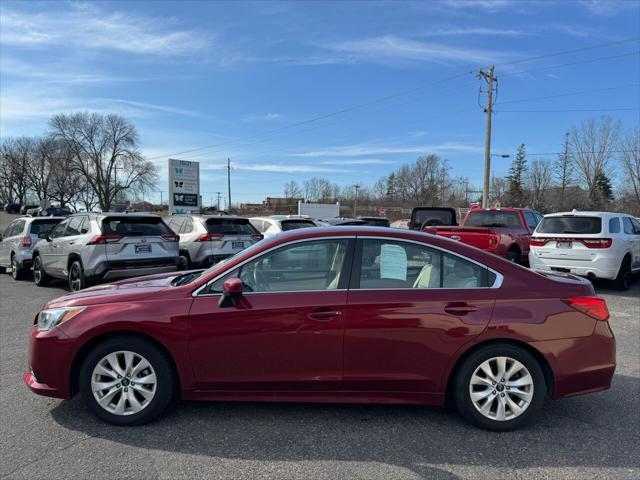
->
{"left": 533, "top": 321, "right": 616, "bottom": 399}
{"left": 90, "top": 258, "right": 179, "bottom": 281}
{"left": 529, "top": 251, "right": 619, "bottom": 280}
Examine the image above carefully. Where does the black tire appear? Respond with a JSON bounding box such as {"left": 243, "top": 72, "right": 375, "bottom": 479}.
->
{"left": 68, "top": 260, "right": 86, "bottom": 292}
{"left": 79, "top": 336, "right": 174, "bottom": 426}
{"left": 506, "top": 249, "right": 520, "bottom": 263}
{"left": 0, "top": 265, "right": 5, "bottom": 274}
{"left": 453, "top": 343, "right": 547, "bottom": 431}
{"left": 612, "top": 256, "right": 632, "bottom": 291}
{"left": 32, "top": 255, "right": 50, "bottom": 286}
{"left": 11, "top": 254, "right": 25, "bottom": 280}
{"left": 178, "top": 252, "right": 191, "bottom": 271}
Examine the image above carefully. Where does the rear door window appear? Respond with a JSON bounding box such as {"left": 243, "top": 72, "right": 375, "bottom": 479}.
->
{"left": 102, "top": 217, "right": 171, "bottom": 236}
{"left": 206, "top": 218, "right": 258, "bottom": 235}
{"left": 622, "top": 217, "right": 635, "bottom": 234}
{"left": 280, "top": 220, "right": 316, "bottom": 231}
{"left": 537, "top": 216, "right": 602, "bottom": 234}
{"left": 524, "top": 212, "right": 539, "bottom": 230}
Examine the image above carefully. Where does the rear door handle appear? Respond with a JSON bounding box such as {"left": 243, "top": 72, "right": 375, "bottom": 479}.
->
{"left": 444, "top": 302, "right": 478, "bottom": 315}
{"left": 308, "top": 308, "right": 342, "bottom": 322}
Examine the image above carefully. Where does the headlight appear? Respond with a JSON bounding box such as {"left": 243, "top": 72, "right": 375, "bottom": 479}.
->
{"left": 37, "top": 307, "right": 85, "bottom": 332}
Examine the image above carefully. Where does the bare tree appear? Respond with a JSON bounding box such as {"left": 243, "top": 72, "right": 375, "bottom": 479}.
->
{"left": 283, "top": 180, "right": 302, "bottom": 199}
{"left": 554, "top": 132, "right": 573, "bottom": 210}
{"left": 527, "top": 159, "right": 554, "bottom": 211}
{"left": 303, "top": 177, "right": 333, "bottom": 202}
{"left": 27, "top": 136, "right": 60, "bottom": 202}
{"left": 49, "top": 112, "right": 157, "bottom": 211}
{"left": 569, "top": 116, "right": 620, "bottom": 207}
{"left": 619, "top": 127, "right": 640, "bottom": 209}
{"left": 0, "top": 137, "right": 33, "bottom": 204}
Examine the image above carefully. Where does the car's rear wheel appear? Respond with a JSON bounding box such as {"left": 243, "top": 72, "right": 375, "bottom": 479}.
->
{"left": 11, "top": 255, "right": 25, "bottom": 280}
{"left": 453, "top": 344, "right": 546, "bottom": 431}
{"left": 32, "top": 255, "right": 50, "bottom": 286}
{"left": 68, "top": 260, "right": 86, "bottom": 292}
{"left": 178, "top": 252, "right": 190, "bottom": 271}
{"left": 612, "top": 256, "right": 631, "bottom": 291}
{"left": 79, "top": 336, "right": 174, "bottom": 425}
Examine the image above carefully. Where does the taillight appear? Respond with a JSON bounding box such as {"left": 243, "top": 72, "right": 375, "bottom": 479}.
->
{"left": 564, "top": 296, "right": 610, "bottom": 321}
{"left": 488, "top": 234, "right": 500, "bottom": 249}
{"left": 530, "top": 237, "right": 548, "bottom": 247}
{"left": 19, "top": 236, "right": 32, "bottom": 248}
{"left": 582, "top": 238, "right": 612, "bottom": 249}
{"left": 197, "top": 233, "right": 224, "bottom": 242}
{"left": 252, "top": 234, "right": 264, "bottom": 241}
{"left": 87, "top": 235, "right": 123, "bottom": 245}
{"left": 161, "top": 234, "right": 179, "bottom": 242}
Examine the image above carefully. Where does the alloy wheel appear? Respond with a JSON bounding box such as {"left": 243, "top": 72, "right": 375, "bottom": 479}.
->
{"left": 69, "top": 264, "right": 82, "bottom": 291}
{"left": 33, "top": 258, "right": 42, "bottom": 284}
{"left": 11, "top": 257, "right": 18, "bottom": 279}
{"left": 469, "top": 356, "right": 534, "bottom": 422}
{"left": 91, "top": 351, "right": 157, "bottom": 416}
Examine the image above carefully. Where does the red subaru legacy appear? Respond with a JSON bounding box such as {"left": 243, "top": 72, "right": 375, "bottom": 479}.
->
{"left": 24, "top": 227, "right": 615, "bottom": 431}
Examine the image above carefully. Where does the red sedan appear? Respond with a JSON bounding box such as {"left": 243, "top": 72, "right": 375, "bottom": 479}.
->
{"left": 24, "top": 227, "right": 615, "bottom": 431}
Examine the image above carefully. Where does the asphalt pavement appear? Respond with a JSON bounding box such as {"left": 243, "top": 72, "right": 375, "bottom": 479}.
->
{"left": 0, "top": 214, "right": 639, "bottom": 479}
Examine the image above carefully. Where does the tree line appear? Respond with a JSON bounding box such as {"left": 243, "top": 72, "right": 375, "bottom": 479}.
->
{"left": 0, "top": 112, "right": 157, "bottom": 212}
{"left": 283, "top": 117, "right": 640, "bottom": 216}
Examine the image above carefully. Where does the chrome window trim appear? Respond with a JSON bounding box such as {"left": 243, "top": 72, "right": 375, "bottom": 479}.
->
{"left": 192, "top": 234, "right": 503, "bottom": 297}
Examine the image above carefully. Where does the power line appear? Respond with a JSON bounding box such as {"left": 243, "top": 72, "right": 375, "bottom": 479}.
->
{"left": 495, "top": 83, "right": 640, "bottom": 106}
{"left": 495, "top": 107, "right": 639, "bottom": 112}
{"left": 501, "top": 50, "right": 639, "bottom": 77}
{"left": 526, "top": 149, "right": 638, "bottom": 156}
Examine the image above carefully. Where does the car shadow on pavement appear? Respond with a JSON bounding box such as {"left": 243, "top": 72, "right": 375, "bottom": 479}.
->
{"left": 49, "top": 374, "right": 640, "bottom": 478}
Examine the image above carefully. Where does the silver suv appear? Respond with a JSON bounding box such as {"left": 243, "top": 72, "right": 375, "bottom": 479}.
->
{"left": 32, "top": 213, "right": 179, "bottom": 291}
{"left": 165, "top": 214, "right": 262, "bottom": 269}
{"left": 0, "top": 216, "right": 64, "bottom": 280}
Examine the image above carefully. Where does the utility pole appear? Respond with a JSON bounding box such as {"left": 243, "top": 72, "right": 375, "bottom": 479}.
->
{"left": 479, "top": 65, "right": 497, "bottom": 208}
{"left": 227, "top": 158, "right": 232, "bottom": 211}
{"left": 353, "top": 184, "right": 361, "bottom": 217}
{"left": 559, "top": 132, "right": 570, "bottom": 208}
{"left": 215, "top": 191, "right": 223, "bottom": 211}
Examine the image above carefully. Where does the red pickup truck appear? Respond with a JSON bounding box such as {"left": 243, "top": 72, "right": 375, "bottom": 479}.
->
{"left": 424, "top": 207, "right": 543, "bottom": 263}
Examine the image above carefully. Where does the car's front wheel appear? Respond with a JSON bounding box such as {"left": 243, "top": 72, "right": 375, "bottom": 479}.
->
{"left": 453, "top": 344, "right": 546, "bottom": 431}
{"left": 32, "top": 255, "right": 50, "bottom": 286}
{"left": 79, "top": 336, "right": 174, "bottom": 425}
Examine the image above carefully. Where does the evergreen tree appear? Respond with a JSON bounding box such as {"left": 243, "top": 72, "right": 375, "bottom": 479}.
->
{"left": 593, "top": 170, "right": 614, "bottom": 207}
{"left": 507, "top": 144, "right": 527, "bottom": 206}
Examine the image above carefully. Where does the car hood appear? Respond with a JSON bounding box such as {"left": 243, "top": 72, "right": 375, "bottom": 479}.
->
{"left": 44, "top": 271, "right": 196, "bottom": 308}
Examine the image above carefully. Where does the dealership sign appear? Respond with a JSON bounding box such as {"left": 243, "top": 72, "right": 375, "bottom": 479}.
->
{"left": 168, "top": 159, "right": 200, "bottom": 214}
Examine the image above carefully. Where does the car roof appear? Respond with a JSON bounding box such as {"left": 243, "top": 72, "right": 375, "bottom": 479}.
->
{"left": 82, "top": 212, "right": 161, "bottom": 219}
{"left": 542, "top": 210, "right": 630, "bottom": 219}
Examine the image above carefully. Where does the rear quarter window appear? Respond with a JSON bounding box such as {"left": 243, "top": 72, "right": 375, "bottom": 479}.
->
{"left": 609, "top": 217, "right": 621, "bottom": 234}
{"left": 537, "top": 216, "right": 602, "bottom": 234}
{"left": 102, "top": 217, "right": 171, "bottom": 236}
{"left": 465, "top": 211, "right": 521, "bottom": 228}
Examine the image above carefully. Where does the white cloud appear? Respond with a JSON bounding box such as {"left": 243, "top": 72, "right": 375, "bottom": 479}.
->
{"left": 578, "top": 0, "right": 633, "bottom": 16}
{"left": 322, "top": 35, "right": 512, "bottom": 66}
{"left": 105, "top": 99, "right": 211, "bottom": 119}
{"left": 0, "top": 4, "right": 211, "bottom": 56}
{"left": 421, "top": 27, "right": 524, "bottom": 37}
{"left": 202, "top": 162, "right": 350, "bottom": 174}
{"left": 288, "top": 142, "right": 483, "bottom": 157}
{"left": 443, "top": 0, "right": 513, "bottom": 10}
{"left": 242, "top": 113, "right": 283, "bottom": 122}
{"left": 317, "top": 159, "right": 395, "bottom": 165}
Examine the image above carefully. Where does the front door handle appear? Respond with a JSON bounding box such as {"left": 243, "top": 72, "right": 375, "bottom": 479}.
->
{"left": 444, "top": 302, "right": 478, "bottom": 315}
{"left": 68, "top": 241, "right": 74, "bottom": 245}
{"left": 308, "top": 308, "right": 342, "bottom": 322}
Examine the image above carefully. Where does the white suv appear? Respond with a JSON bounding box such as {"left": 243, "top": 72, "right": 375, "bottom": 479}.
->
{"left": 249, "top": 216, "right": 317, "bottom": 238}
{"left": 529, "top": 210, "right": 640, "bottom": 290}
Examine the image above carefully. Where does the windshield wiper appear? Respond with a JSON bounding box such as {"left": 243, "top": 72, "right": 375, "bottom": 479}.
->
{"left": 171, "top": 271, "right": 204, "bottom": 286}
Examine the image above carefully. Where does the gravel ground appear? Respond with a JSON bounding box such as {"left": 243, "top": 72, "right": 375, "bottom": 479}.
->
{"left": 0, "top": 212, "right": 638, "bottom": 480}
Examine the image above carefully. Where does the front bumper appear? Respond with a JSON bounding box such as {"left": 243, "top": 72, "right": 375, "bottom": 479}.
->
{"left": 23, "top": 325, "right": 75, "bottom": 400}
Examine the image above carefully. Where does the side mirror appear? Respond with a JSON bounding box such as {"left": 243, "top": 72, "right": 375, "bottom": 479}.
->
{"left": 218, "top": 277, "right": 243, "bottom": 308}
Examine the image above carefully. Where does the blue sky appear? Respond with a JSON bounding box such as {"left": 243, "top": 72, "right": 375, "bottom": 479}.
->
{"left": 1, "top": 0, "right": 638, "bottom": 205}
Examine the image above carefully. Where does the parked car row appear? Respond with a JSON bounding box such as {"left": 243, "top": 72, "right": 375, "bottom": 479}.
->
{"left": 2, "top": 209, "right": 638, "bottom": 291}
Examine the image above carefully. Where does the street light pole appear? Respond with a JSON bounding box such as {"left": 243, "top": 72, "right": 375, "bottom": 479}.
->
{"left": 353, "top": 184, "right": 361, "bottom": 217}
{"left": 479, "top": 66, "right": 497, "bottom": 208}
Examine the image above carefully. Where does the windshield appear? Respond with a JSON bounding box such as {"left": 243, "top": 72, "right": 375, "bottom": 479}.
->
{"left": 281, "top": 220, "right": 316, "bottom": 231}
{"left": 465, "top": 211, "right": 521, "bottom": 228}
{"left": 206, "top": 218, "right": 258, "bottom": 235}
{"left": 102, "top": 217, "right": 172, "bottom": 236}
{"left": 537, "top": 216, "right": 602, "bottom": 234}
{"left": 360, "top": 218, "right": 390, "bottom": 227}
